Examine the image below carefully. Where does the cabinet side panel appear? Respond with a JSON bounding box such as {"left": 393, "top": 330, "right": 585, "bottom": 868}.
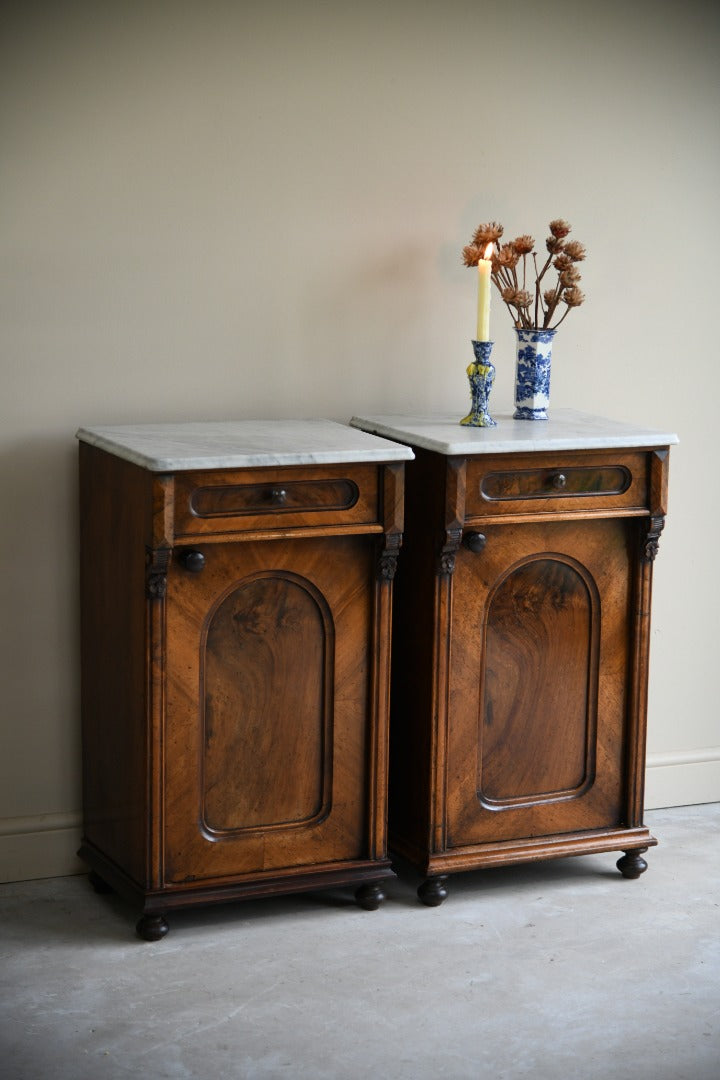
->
{"left": 388, "top": 451, "right": 447, "bottom": 858}
{"left": 79, "top": 443, "right": 151, "bottom": 885}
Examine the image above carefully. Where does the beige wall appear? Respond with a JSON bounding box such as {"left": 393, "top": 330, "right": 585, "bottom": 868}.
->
{"left": 1, "top": 1, "right": 718, "bottom": 880}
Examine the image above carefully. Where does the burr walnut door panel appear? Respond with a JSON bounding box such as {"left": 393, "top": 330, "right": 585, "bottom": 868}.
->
{"left": 162, "top": 535, "right": 373, "bottom": 885}
{"left": 446, "top": 518, "right": 632, "bottom": 848}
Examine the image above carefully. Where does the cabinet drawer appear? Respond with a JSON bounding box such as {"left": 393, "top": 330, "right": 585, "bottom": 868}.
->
{"left": 465, "top": 451, "right": 649, "bottom": 519}
{"left": 174, "top": 463, "right": 380, "bottom": 537}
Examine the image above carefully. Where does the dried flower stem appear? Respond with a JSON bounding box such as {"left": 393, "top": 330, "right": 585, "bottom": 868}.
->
{"left": 552, "top": 304, "right": 573, "bottom": 330}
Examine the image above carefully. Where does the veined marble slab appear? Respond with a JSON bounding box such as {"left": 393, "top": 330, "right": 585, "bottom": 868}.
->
{"left": 350, "top": 409, "right": 678, "bottom": 456}
{"left": 76, "top": 419, "right": 414, "bottom": 471}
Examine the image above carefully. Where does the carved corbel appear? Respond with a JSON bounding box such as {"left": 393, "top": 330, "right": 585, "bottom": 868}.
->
{"left": 642, "top": 514, "right": 665, "bottom": 563}
{"left": 377, "top": 533, "right": 402, "bottom": 581}
{"left": 146, "top": 547, "right": 171, "bottom": 599}
{"left": 437, "top": 528, "right": 463, "bottom": 576}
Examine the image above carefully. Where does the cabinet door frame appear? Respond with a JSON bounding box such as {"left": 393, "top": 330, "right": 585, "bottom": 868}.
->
{"left": 160, "top": 534, "right": 377, "bottom": 886}
{"left": 446, "top": 518, "right": 632, "bottom": 850}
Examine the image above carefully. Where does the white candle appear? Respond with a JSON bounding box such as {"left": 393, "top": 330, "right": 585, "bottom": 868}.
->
{"left": 476, "top": 243, "right": 493, "bottom": 342}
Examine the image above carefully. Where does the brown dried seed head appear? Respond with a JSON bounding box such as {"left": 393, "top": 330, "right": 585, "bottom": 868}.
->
{"left": 472, "top": 221, "right": 504, "bottom": 247}
{"left": 496, "top": 245, "right": 520, "bottom": 267}
{"left": 511, "top": 235, "right": 535, "bottom": 255}
{"left": 563, "top": 286, "right": 585, "bottom": 307}
{"left": 549, "top": 219, "right": 571, "bottom": 239}
{"left": 546, "top": 236, "right": 564, "bottom": 254}
{"left": 560, "top": 267, "right": 581, "bottom": 286}
{"left": 553, "top": 254, "right": 573, "bottom": 271}
{"left": 462, "top": 244, "right": 481, "bottom": 267}
{"left": 564, "top": 241, "right": 586, "bottom": 262}
{"left": 502, "top": 288, "right": 532, "bottom": 308}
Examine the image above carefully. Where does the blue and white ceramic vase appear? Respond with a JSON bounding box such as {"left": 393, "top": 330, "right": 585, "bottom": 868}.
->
{"left": 460, "top": 340, "right": 497, "bottom": 428}
{"left": 513, "top": 327, "right": 557, "bottom": 420}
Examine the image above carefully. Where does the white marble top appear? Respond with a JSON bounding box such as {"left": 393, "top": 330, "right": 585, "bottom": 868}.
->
{"left": 76, "top": 419, "right": 414, "bottom": 471}
{"left": 350, "top": 409, "right": 678, "bottom": 456}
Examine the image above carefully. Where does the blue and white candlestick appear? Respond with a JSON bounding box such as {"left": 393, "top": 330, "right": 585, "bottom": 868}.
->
{"left": 460, "top": 340, "right": 497, "bottom": 428}
{"left": 513, "top": 327, "right": 556, "bottom": 420}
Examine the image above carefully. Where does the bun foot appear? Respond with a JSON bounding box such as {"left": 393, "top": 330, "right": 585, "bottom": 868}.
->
{"left": 88, "top": 871, "right": 112, "bottom": 894}
{"left": 136, "top": 913, "right": 169, "bottom": 941}
{"left": 616, "top": 848, "right": 649, "bottom": 879}
{"left": 355, "top": 882, "right": 385, "bottom": 911}
{"left": 418, "top": 875, "right": 448, "bottom": 907}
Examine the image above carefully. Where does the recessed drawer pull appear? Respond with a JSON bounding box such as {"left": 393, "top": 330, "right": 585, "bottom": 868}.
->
{"left": 185, "top": 477, "right": 363, "bottom": 521}
{"left": 477, "top": 464, "right": 634, "bottom": 504}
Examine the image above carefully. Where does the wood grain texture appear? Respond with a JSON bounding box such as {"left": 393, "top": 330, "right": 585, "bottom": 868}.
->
{"left": 480, "top": 464, "right": 630, "bottom": 501}
{"left": 79, "top": 450, "right": 402, "bottom": 932}
{"left": 387, "top": 449, "right": 449, "bottom": 859}
{"left": 447, "top": 519, "right": 625, "bottom": 847}
{"left": 173, "top": 463, "right": 380, "bottom": 538}
{"left": 464, "top": 449, "right": 648, "bottom": 519}
{"left": 163, "top": 536, "right": 373, "bottom": 882}
{"left": 202, "top": 574, "right": 332, "bottom": 832}
{"left": 387, "top": 442, "right": 671, "bottom": 886}
{"left": 191, "top": 478, "right": 359, "bottom": 517}
{"left": 79, "top": 444, "right": 154, "bottom": 887}
{"left": 624, "top": 448, "right": 670, "bottom": 825}
{"left": 480, "top": 555, "right": 598, "bottom": 804}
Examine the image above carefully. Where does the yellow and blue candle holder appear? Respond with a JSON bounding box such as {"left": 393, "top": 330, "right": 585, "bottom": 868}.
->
{"left": 460, "top": 339, "right": 497, "bottom": 428}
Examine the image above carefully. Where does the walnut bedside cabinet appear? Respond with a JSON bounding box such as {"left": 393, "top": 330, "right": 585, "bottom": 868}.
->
{"left": 351, "top": 410, "right": 677, "bottom": 905}
{"left": 77, "top": 420, "right": 412, "bottom": 939}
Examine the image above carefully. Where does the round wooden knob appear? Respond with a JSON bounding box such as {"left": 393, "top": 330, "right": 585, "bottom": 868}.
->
{"left": 179, "top": 549, "right": 205, "bottom": 572}
{"left": 463, "top": 531, "right": 487, "bottom": 553}
{"left": 551, "top": 472, "right": 567, "bottom": 490}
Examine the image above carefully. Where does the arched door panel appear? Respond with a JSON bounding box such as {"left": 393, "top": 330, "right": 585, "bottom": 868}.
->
{"left": 202, "top": 573, "right": 333, "bottom": 834}
{"left": 447, "top": 519, "right": 630, "bottom": 847}
{"left": 480, "top": 556, "right": 599, "bottom": 807}
{"left": 163, "top": 536, "right": 372, "bottom": 884}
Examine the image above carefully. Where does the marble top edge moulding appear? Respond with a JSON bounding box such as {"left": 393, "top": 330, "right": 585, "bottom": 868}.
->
{"left": 76, "top": 419, "right": 415, "bottom": 472}
{"left": 349, "top": 409, "right": 679, "bottom": 456}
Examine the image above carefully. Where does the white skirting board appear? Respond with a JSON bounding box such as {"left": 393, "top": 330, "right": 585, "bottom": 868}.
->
{"left": 644, "top": 747, "right": 720, "bottom": 810}
{"left": 1, "top": 754, "right": 719, "bottom": 882}
{"left": 0, "top": 812, "right": 84, "bottom": 884}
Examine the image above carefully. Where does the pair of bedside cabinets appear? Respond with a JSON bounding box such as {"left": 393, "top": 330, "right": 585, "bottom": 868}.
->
{"left": 77, "top": 411, "right": 677, "bottom": 939}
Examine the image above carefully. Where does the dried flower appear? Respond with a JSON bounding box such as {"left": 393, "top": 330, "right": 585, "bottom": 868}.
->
{"left": 463, "top": 217, "right": 588, "bottom": 329}
{"left": 472, "top": 221, "right": 504, "bottom": 247}
{"left": 562, "top": 286, "right": 585, "bottom": 307}
{"left": 549, "top": 219, "right": 571, "bottom": 239}
{"left": 564, "top": 241, "right": 586, "bottom": 262}
{"left": 495, "top": 244, "right": 520, "bottom": 268}
{"left": 502, "top": 287, "right": 533, "bottom": 309}
{"left": 462, "top": 244, "right": 481, "bottom": 267}
{"left": 559, "top": 266, "right": 581, "bottom": 287}
{"left": 511, "top": 235, "right": 535, "bottom": 255}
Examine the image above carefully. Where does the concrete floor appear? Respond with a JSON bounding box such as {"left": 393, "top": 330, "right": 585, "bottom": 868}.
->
{"left": 1, "top": 804, "right": 718, "bottom": 1080}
